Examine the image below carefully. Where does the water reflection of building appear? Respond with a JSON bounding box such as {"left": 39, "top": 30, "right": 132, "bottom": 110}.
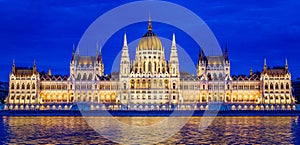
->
{"left": 5, "top": 20, "right": 296, "bottom": 110}
{"left": 292, "top": 78, "right": 300, "bottom": 103}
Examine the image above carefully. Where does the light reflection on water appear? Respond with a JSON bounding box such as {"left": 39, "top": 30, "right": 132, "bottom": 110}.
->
{"left": 0, "top": 116, "right": 299, "bottom": 144}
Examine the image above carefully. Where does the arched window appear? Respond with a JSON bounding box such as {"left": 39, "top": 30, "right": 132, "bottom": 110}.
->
{"left": 219, "top": 73, "right": 222, "bottom": 79}
{"left": 22, "top": 83, "right": 25, "bottom": 89}
{"left": 77, "top": 74, "right": 81, "bottom": 80}
{"left": 286, "top": 83, "right": 289, "bottom": 89}
{"left": 88, "top": 74, "right": 92, "bottom": 81}
{"left": 270, "top": 83, "right": 274, "bottom": 90}
{"left": 275, "top": 83, "right": 279, "bottom": 90}
{"left": 143, "top": 62, "right": 146, "bottom": 72}
{"left": 82, "top": 73, "right": 87, "bottom": 81}
{"left": 173, "top": 83, "right": 176, "bottom": 89}
{"left": 213, "top": 73, "right": 217, "bottom": 80}
{"left": 11, "top": 83, "right": 14, "bottom": 89}
{"left": 154, "top": 62, "right": 157, "bottom": 72}
{"left": 207, "top": 73, "right": 211, "bottom": 80}
{"left": 32, "top": 83, "right": 35, "bottom": 89}
{"left": 281, "top": 83, "right": 284, "bottom": 89}
{"left": 123, "top": 83, "right": 126, "bottom": 89}
{"left": 265, "top": 83, "right": 268, "bottom": 90}
{"left": 148, "top": 62, "right": 152, "bottom": 73}
{"left": 27, "top": 83, "right": 30, "bottom": 89}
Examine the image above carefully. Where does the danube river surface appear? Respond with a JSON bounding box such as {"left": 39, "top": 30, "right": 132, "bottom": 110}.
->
{"left": 0, "top": 116, "right": 299, "bottom": 144}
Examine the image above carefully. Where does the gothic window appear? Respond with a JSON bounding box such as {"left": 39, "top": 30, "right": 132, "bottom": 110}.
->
{"left": 203, "top": 85, "right": 205, "bottom": 90}
{"left": 286, "top": 83, "right": 289, "bottom": 89}
{"left": 88, "top": 74, "right": 92, "bottom": 81}
{"left": 148, "top": 62, "right": 152, "bottom": 72}
{"left": 281, "top": 83, "right": 284, "bottom": 89}
{"left": 173, "top": 83, "right": 176, "bottom": 89}
{"left": 219, "top": 73, "right": 222, "bottom": 79}
{"left": 270, "top": 83, "right": 274, "bottom": 90}
{"left": 154, "top": 62, "right": 157, "bottom": 72}
{"left": 213, "top": 73, "right": 217, "bottom": 79}
{"left": 207, "top": 73, "right": 211, "bottom": 80}
{"left": 11, "top": 83, "right": 14, "bottom": 89}
{"left": 27, "top": 83, "right": 30, "bottom": 89}
{"left": 173, "top": 68, "right": 175, "bottom": 74}
{"left": 123, "top": 83, "right": 126, "bottom": 89}
{"left": 32, "top": 83, "right": 35, "bottom": 89}
{"left": 137, "top": 80, "right": 140, "bottom": 87}
{"left": 22, "top": 83, "right": 25, "bottom": 89}
{"left": 265, "top": 83, "right": 268, "bottom": 90}
{"left": 82, "top": 73, "right": 87, "bottom": 81}
{"left": 77, "top": 74, "right": 81, "bottom": 80}
{"left": 275, "top": 83, "right": 279, "bottom": 90}
{"left": 148, "top": 80, "right": 151, "bottom": 88}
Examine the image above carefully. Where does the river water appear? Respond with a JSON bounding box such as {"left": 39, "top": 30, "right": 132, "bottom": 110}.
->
{"left": 0, "top": 116, "right": 299, "bottom": 144}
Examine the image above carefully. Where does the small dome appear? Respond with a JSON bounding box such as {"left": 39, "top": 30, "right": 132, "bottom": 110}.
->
{"left": 137, "top": 20, "right": 163, "bottom": 51}
{"left": 137, "top": 32, "right": 163, "bottom": 51}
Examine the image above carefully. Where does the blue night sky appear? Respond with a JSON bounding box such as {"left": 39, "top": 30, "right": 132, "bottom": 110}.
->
{"left": 0, "top": 0, "right": 300, "bottom": 82}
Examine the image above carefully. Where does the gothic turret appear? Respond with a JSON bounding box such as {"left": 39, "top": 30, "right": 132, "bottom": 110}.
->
{"left": 120, "top": 33, "right": 130, "bottom": 77}
{"left": 197, "top": 49, "right": 206, "bottom": 77}
{"left": 96, "top": 43, "right": 104, "bottom": 76}
{"left": 169, "top": 33, "right": 179, "bottom": 77}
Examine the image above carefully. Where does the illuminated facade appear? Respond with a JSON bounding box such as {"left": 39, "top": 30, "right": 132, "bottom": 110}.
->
{"left": 6, "top": 20, "right": 296, "bottom": 110}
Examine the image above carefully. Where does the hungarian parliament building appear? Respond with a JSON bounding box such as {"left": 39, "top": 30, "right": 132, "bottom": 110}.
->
{"left": 5, "top": 20, "right": 296, "bottom": 111}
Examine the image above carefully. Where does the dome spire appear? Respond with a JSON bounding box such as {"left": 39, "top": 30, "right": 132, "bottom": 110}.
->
{"left": 264, "top": 58, "right": 267, "bottom": 70}
{"left": 148, "top": 16, "right": 152, "bottom": 31}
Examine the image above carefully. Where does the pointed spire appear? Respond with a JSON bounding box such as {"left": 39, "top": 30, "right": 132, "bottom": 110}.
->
{"left": 200, "top": 48, "right": 205, "bottom": 61}
{"left": 96, "top": 42, "right": 99, "bottom": 57}
{"left": 123, "top": 33, "right": 128, "bottom": 48}
{"left": 264, "top": 58, "right": 267, "bottom": 70}
{"left": 250, "top": 66, "right": 253, "bottom": 76}
{"left": 71, "top": 44, "right": 76, "bottom": 61}
{"left": 224, "top": 42, "right": 228, "bottom": 61}
{"left": 33, "top": 59, "right": 37, "bottom": 72}
{"left": 148, "top": 16, "right": 152, "bottom": 31}
{"left": 48, "top": 68, "right": 52, "bottom": 76}
{"left": 12, "top": 59, "right": 16, "bottom": 74}
{"left": 121, "top": 33, "right": 130, "bottom": 60}
{"left": 285, "top": 58, "right": 288, "bottom": 69}
{"left": 172, "top": 33, "right": 176, "bottom": 49}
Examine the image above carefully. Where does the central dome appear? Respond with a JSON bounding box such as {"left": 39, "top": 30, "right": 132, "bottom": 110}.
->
{"left": 137, "top": 20, "right": 163, "bottom": 51}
